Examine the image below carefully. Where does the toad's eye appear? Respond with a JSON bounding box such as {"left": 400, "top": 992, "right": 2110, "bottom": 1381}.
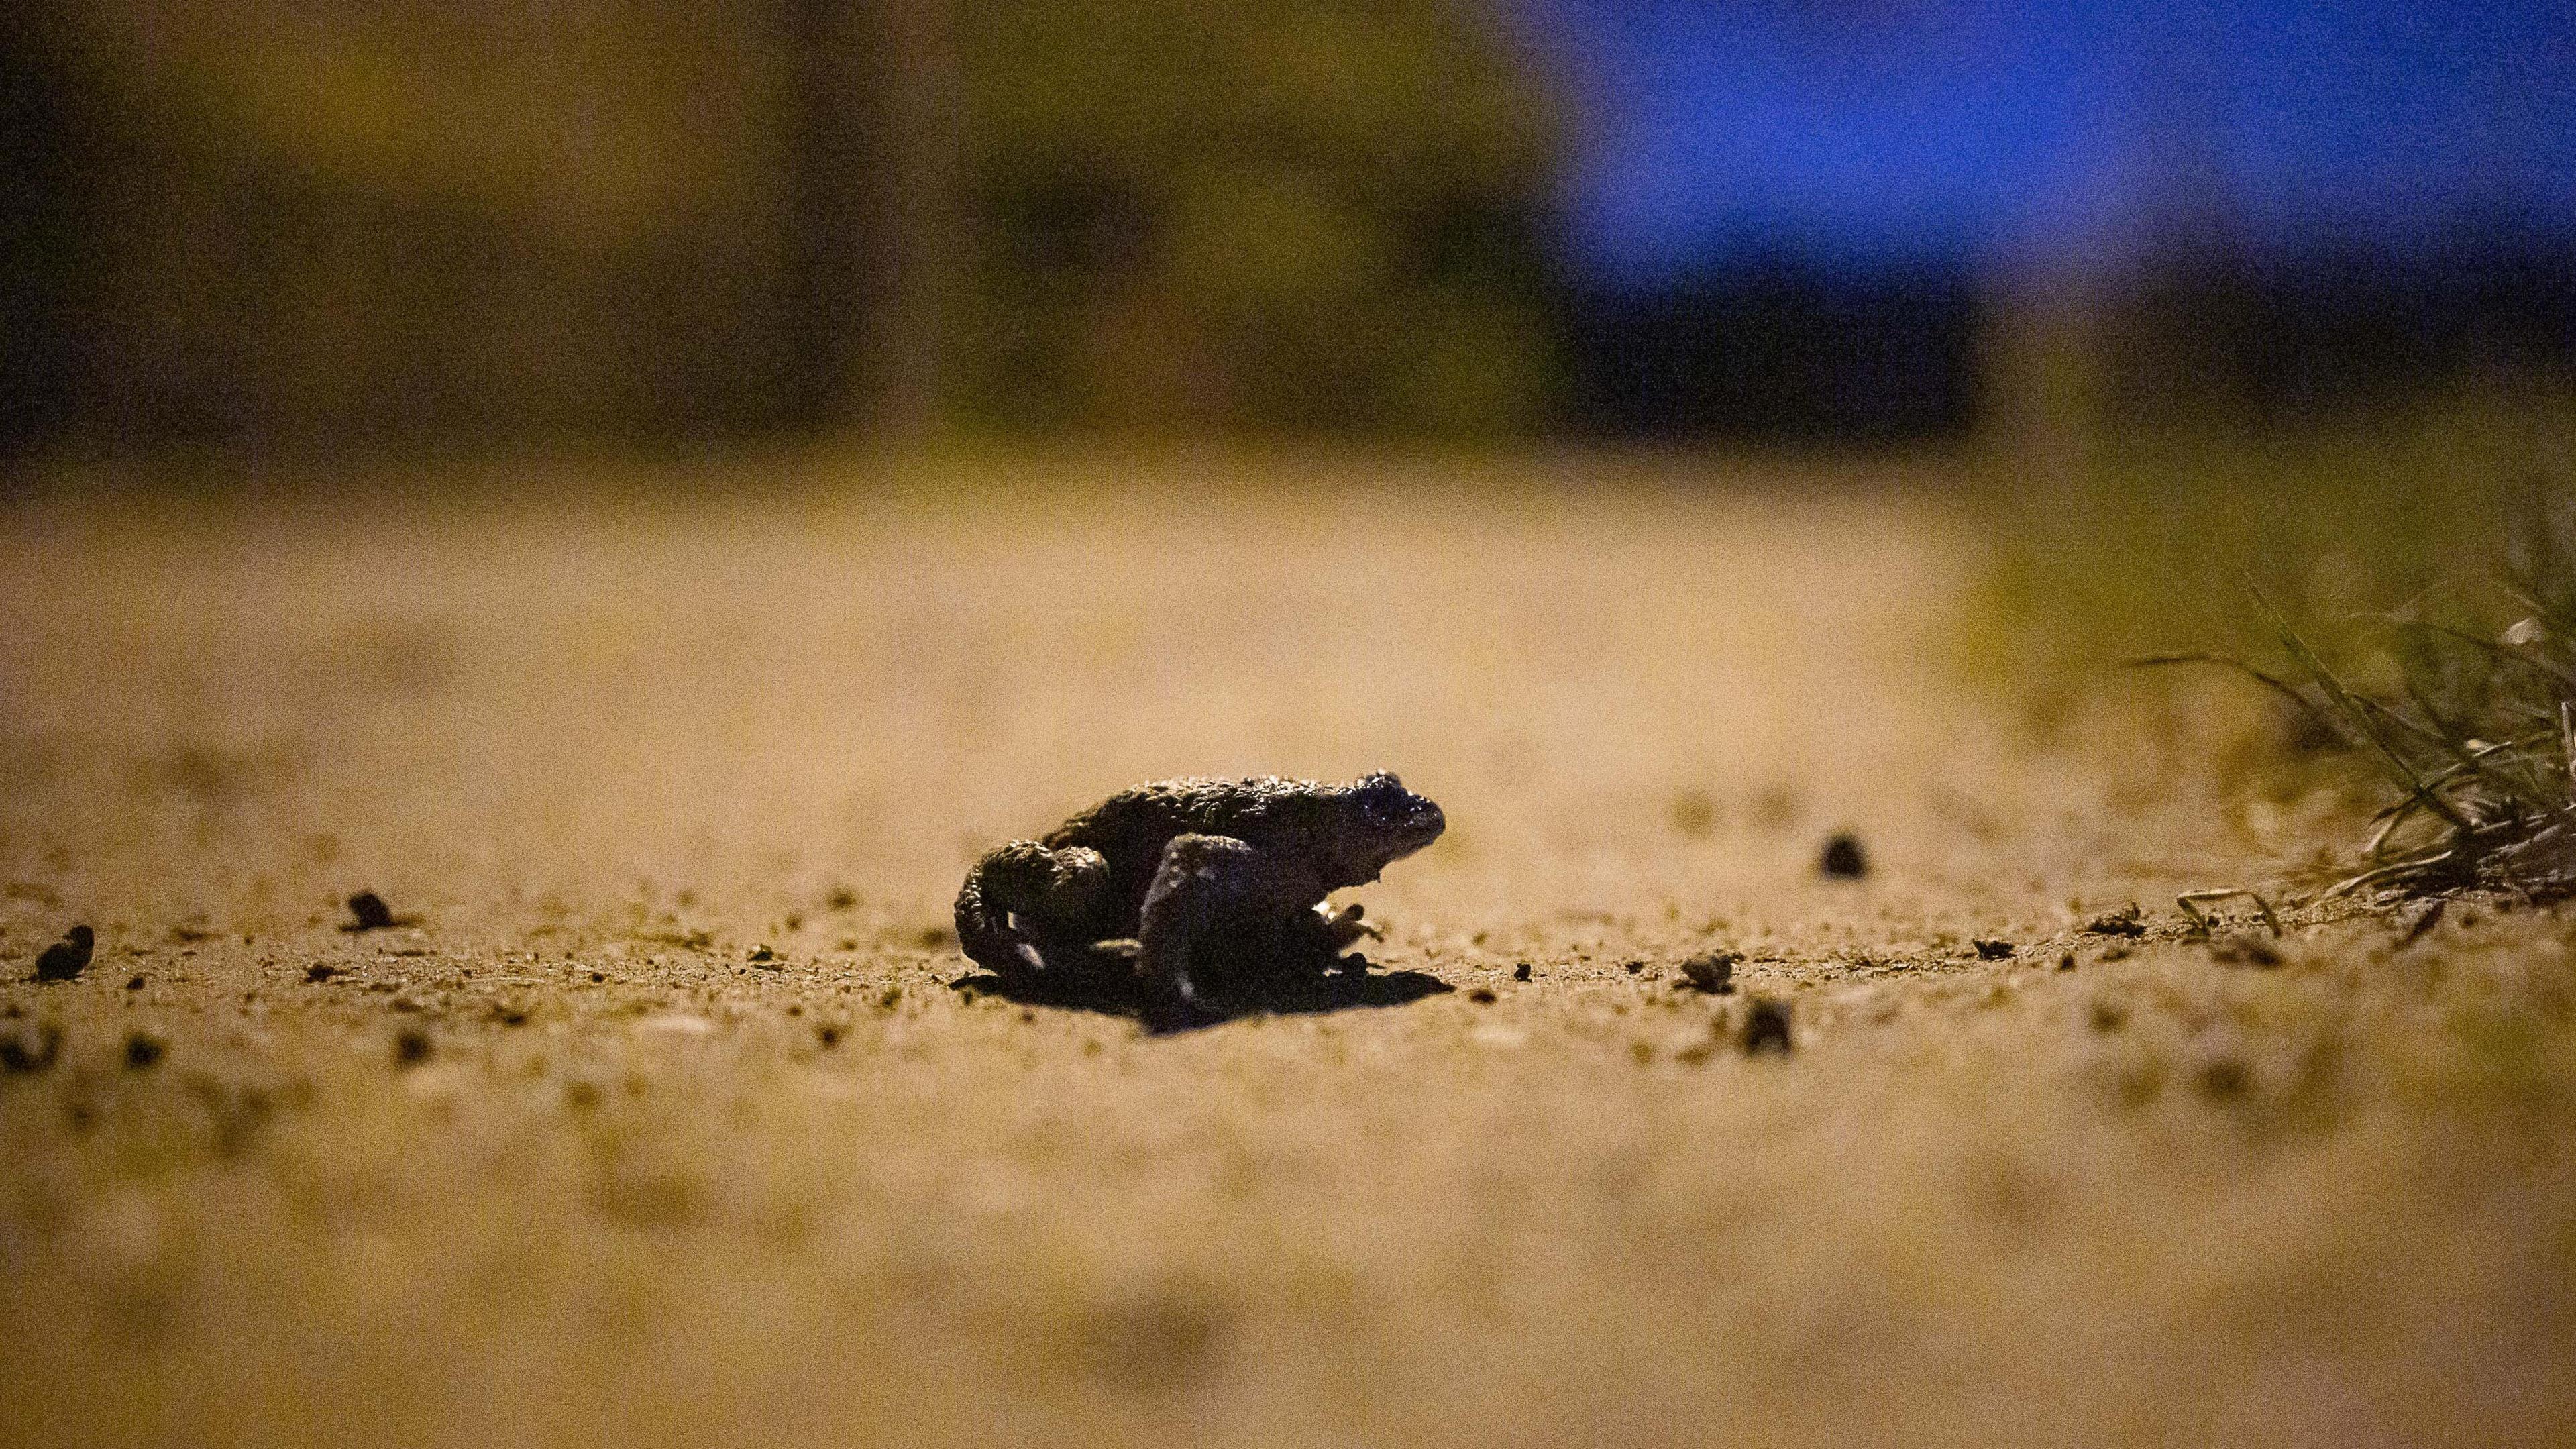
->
{"left": 1356, "top": 775, "right": 1409, "bottom": 818}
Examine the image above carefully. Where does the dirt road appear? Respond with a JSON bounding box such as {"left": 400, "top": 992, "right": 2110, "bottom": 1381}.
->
{"left": 3, "top": 459, "right": 2569, "bottom": 1446}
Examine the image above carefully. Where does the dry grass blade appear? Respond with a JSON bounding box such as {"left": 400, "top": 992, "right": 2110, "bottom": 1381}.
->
{"left": 2242, "top": 583, "right": 2472, "bottom": 833}
{"left": 2177, "top": 888, "right": 2284, "bottom": 936}
{"left": 2147, "top": 504, "right": 2576, "bottom": 905}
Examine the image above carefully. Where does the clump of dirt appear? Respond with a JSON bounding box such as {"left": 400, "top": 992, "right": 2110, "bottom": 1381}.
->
{"left": 1679, "top": 951, "right": 1737, "bottom": 993}
{"left": 32, "top": 926, "right": 93, "bottom": 981}
{"left": 2083, "top": 904, "right": 2146, "bottom": 937}
{"left": 341, "top": 891, "right": 416, "bottom": 932}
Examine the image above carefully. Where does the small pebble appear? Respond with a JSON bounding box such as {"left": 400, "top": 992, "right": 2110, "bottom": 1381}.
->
{"left": 1466, "top": 987, "right": 1497, "bottom": 1004}
{"left": 125, "top": 975, "right": 146, "bottom": 991}
{"left": 305, "top": 963, "right": 341, "bottom": 983}
{"left": 1513, "top": 963, "right": 1532, "bottom": 982}
{"left": 1972, "top": 938, "right": 2015, "bottom": 960}
{"left": 2057, "top": 953, "right": 2076, "bottom": 971}
{"left": 1817, "top": 834, "right": 1869, "bottom": 879}
{"left": 749, "top": 945, "right": 776, "bottom": 963}
{"left": 123, "top": 1032, "right": 166, "bottom": 1069}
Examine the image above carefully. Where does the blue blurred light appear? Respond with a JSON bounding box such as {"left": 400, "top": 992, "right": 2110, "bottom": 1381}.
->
{"left": 1530, "top": 0, "right": 2576, "bottom": 284}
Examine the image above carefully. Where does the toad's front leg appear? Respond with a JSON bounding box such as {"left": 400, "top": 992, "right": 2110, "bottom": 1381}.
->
{"left": 1134, "top": 832, "right": 1269, "bottom": 1030}
{"left": 1318, "top": 902, "right": 1379, "bottom": 947}
{"left": 1282, "top": 901, "right": 1379, "bottom": 972}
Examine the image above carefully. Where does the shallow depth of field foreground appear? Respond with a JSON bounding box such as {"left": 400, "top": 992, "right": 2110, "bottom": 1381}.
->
{"left": 2, "top": 460, "right": 2571, "bottom": 1447}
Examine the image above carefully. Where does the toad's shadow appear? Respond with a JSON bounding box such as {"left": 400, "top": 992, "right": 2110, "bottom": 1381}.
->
{"left": 952, "top": 960, "right": 1453, "bottom": 1034}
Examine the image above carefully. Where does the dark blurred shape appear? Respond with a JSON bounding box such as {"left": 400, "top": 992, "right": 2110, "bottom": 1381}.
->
{"left": 1984, "top": 227, "right": 2576, "bottom": 478}
{"left": 0, "top": 11, "right": 107, "bottom": 451}
{"left": 779, "top": 0, "right": 955, "bottom": 437}
{"left": 0, "top": 1023, "right": 64, "bottom": 1073}
{"left": 2093, "top": 231, "right": 2576, "bottom": 429}
{"left": 1817, "top": 832, "right": 1868, "bottom": 879}
{"left": 1742, "top": 997, "right": 1792, "bottom": 1055}
{"left": 1565, "top": 258, "right": 1979, "bottom": 443}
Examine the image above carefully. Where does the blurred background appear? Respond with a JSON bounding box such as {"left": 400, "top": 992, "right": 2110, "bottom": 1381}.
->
{"left": 1, "top": 0, "right": 2571, "bottom": 460}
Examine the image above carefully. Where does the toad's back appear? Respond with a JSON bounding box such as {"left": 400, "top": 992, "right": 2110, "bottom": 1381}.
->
{"left": 1042, "top": 776, "right": 1322, "bottom": 919}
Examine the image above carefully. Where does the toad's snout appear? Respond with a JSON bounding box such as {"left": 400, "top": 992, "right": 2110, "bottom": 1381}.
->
{"left": 1402, "top": 799, "right": 1446, "bottom": 853}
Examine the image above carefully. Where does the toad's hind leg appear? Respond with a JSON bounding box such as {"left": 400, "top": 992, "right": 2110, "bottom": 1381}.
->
{"left": 1135, "top": 833, "right": 1262, "bottom": 1027}
{"left": 953, "top": 841, "right": 1109, "bottom": 978}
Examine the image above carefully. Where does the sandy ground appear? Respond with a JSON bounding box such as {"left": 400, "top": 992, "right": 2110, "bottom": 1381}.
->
{"left": 1, "top": 455, "right": 2571, "bottom": 1446}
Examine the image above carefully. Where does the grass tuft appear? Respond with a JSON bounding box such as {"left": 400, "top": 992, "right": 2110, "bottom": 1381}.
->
{"left": 2138, "top": 467, "right": 2576, "bottom": 902}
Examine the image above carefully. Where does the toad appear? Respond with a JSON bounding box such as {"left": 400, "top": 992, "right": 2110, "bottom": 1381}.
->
{"left": 955, "top": 773, "right": 1444, "bottom": 1026}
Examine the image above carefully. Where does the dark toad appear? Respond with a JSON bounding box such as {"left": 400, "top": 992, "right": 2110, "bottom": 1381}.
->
{"left": 955, "top": 773, "right": 1444, "bottom": 1026}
